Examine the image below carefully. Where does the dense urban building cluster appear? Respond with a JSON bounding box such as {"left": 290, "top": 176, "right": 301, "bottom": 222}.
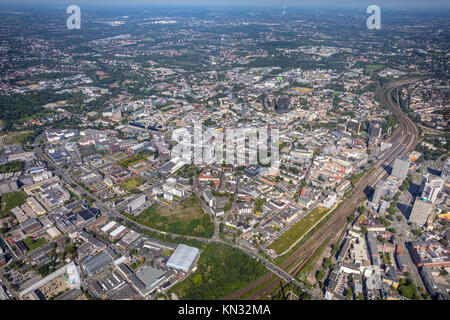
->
{"left": 0, "top": 4, "right": 448, "bottom": 301}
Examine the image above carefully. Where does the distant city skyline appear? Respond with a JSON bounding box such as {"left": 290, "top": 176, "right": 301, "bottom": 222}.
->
{"left": 0, "top": 0, "right": 448, "bottom": 304}
{"left": 0, "top": 0, "right": 449, "bottom": 8}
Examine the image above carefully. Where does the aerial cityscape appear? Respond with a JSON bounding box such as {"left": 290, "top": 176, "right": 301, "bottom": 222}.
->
{"left": 0, "top": 0, "right": 448, "bottom": 304}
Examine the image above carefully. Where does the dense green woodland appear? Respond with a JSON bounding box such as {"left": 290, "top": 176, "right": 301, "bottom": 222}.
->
{"left": 0, "top": 161, "right": 25, "bottom": 173}
{"left": 0, "top": 90, "right": 77, "bottom": 130}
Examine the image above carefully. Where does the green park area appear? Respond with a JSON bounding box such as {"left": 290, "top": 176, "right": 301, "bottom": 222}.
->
{"left": 0, "top": 191, "right": 27, "bottom": 219}
{"left": 124, "top": 196, "right": 214, "bottom": 238}
{"left": 0, "top": 160, "right": 25, "bottom": 174}
{"left": 121, "top": 176, "right": 146, "bottom": 193}
{"left": 23, "top": 236, "right": 48, "bottom": 251}
{"left": 269, "top": 206, "right": 329, "bottom": 255}
{"left": 118, "top": 151, "right": 152, "bottom": 168}
{"left": 364, "top": 64, "right": 384, "bottom": 74}
{"left": 171, "top": 243, "right": 266, "bottom": 299}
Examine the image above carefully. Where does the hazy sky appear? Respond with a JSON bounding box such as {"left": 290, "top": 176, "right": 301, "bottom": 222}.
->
{"left": 1, "top": 0, "right": 449, "bottom": 7}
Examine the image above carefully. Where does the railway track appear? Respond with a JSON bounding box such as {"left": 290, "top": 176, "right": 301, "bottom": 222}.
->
{"left": 231, "top": 78, "right": 423, "bottom": 300}
{"left": 286, "top": 78, "right": 422, "bottom": 277}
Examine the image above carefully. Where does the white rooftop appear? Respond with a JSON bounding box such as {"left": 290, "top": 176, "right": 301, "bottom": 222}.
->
{"left": 101, "top": 221, "right": 117, "bottom": 233}
{"left": 110, "top": 225, "right": 126, "bottom": 237}
{"left": 167, "top": 244, "right": 199, "bottom": 272}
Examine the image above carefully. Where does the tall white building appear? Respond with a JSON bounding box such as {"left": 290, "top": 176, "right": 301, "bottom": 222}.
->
{"left": 421, "top": 175, "right": 444, "bottom": 203}
{"left": 392, "top": 157, "right": 410, "bottom": 180}
{"left": 372, "top": 179, "right": 385, "bottom": 204}
{"left": 127, "top": 194, "right": 146, "bottom": 213}
{"left": 409, "top": 199, "right": 433, "bottom": 227}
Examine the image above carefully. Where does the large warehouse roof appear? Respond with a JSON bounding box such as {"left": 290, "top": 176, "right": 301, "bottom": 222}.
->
{"left": 82, "top": 251, "right": 113, "bottom": 275}
{"left": 110, "top": 225, "right": 126, "bottom": 237}
{"left": 135, "top": 266, "right": 166, "bottom": 291}
{"left": 167, "top": 244, "right": 199, "bottom": 272}
{"left": 101, "top": 221, "right": 117, "bottom": 233}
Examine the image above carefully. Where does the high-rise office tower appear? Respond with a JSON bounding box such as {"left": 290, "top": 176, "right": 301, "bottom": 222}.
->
{"left": 421, "top": 175, "right": 444, "bottom": 203}
{"left": 372, "top": 179, "right": 385, "bottom": 204}
{"left": 274, "top": 96, "right": 290, "bottom": 114}
{"left": 391, "top": 157, "right": 410, "bottom": 180}
{"left": 409, "top": 199, "right": 433, "bottom": 226}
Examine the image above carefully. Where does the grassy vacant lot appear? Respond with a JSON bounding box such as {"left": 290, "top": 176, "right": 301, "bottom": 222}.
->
{"left": 349, "top": 171, "right": 365, "bottom": 186}
{"left": 238, "top": 274, "right": 277, "bottom": 299}
{"left": 118, "top": 151, "right": 152, "bottom": 168}
{"left": 126, "top": 196, "right": 214, "bottom": 238}
{"left": 111, "top": 152, "right": 127, "bottom": 160}
{"left": 269, "top": 206, "right": 329, "bottom": 255}
{"left": 365, "top": 64, "right": 384, "bottom": 73}
{"left": 0, "top": 191, "right": 27, "bottom": 218}
{"left": 172, "top": 243, "right": 266, "bottom": 299}
{"left": 2, "top": 131, "right": 34, "bottom": 145}
{"left": 121, "top": 176, "right": 146, "bottom": 193}
{"left": 23, "top": 236, "right": 48, "bottom": 251}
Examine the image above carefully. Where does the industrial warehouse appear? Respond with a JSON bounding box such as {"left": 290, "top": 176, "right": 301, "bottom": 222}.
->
{"left": 167, "top": 244, "right": 200, "bottom": 273}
